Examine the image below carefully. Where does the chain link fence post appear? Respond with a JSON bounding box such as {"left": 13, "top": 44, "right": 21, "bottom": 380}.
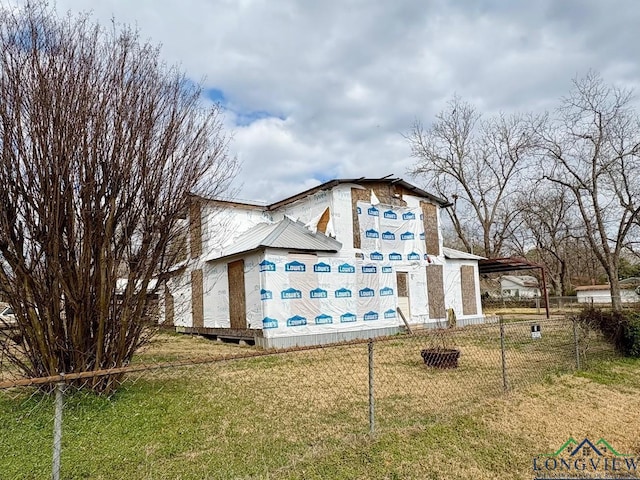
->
{"left": 573, "top": 318, "right": 581, "bottom": 370}
{"left": 368, "top": 340, "right": 375, "bottom": 435}
{"left": 499, "top": 316, "right": 509, "bottom": 392}
{"left": 52, "top": 378, "right": 65, "bottom": 480}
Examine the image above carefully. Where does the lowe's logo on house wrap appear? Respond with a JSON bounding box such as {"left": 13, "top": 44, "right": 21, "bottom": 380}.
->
{"left": 313, "top": 262, "right": 331, "bottom": 273}
{"left": 281, "top": 288, "right": 302, "bottom": 299}
{"left": 382, "top": 266, "right": 393, "bottom": 273}
{"left": 380, "top": 287, "right": 394, "bottom": 296}
{"left": 363, "top": 311, "right": 379, "bottom": 321}
{"left": 384, "top": 309, "right": 397, "bottom": 319}
{"left": 383, "top": 210, "right": 397, "bottom": 220}
{"left": 315, "top": 314, "right": 333, "bottom": 325}
{"left": 285, "top": 261, "right": 306, "bottom": 272}
{"left": 389, "top": 252, "right": 402, "bottom": 261}
{"left": 340, "top": 312, "right": 357, "bottom": 323}
{"left": 367, "top": 206, "right": 379, "bottom": 217}
{"left": 260, "top": 289, "right": 273, "bottom": 300}
{"left": 335, "top": 288, "right": 352, "bottom": 298}
{"left": 310, "top": 288, "right": 328, "bottom": 299}
{"left": 402, "top": 211, "right": 416, "bottom": 221}
{"left": 259, "top": 260, "right": 276, "bottom": 272}
{"left": 262, "top": 317, "right": 278, "bottom": 329}
{"left": 338, "top": 263, "right": 355, "bottom": 273}
{"left": 365, "top": 229, "right": 379, "bottom": 239}
{"left": 419, "top": 232, "right": 425, "bottom": 240}
{"left": 407, "top": 252, "right": 420, "bottom": 261}
{"left": 359, "top": 287, "right": 375, "bottom": 298}
{"left": 356, "top": 206, "right": 362, "bottom": 215}
{"left": 370, "top": 251, "right": 384, "bottom": 261}
{"left": 401, "top": 232, "right": 415, "bottom": 241}
{"left": 286, "top": 315, "right": 307, "bottom": 327}
{"left": 382, "top": 231, "right": 395, "bottom": 240}
{"left": 362, "top": 265, "right": 377, "bottom": 274}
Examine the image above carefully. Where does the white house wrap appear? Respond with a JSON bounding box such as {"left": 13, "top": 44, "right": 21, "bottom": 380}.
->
{"left": 167, "top": 178, "right": 486, "bottom": 348}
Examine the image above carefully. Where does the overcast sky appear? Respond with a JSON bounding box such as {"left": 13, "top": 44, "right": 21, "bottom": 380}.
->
{"left": 46, "top": 1, "right": 640, "bottom": 203}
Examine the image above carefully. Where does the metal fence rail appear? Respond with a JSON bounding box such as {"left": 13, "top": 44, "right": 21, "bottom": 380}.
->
{"left": 0, "top": 317, "right": 619, "bottom": 479}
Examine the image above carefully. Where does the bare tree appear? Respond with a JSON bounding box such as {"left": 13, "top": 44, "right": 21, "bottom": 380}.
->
{"left": 515, "top": 184, "right": 577, "bottom": 295}
{"left": 407, "top": 97, "right": 537, "bottom": 258}
{"left": 537, "top": 72, "right": 640, "bottom": 311}
{"left": 0, "top": 3, "right": 236, "bottom": 391}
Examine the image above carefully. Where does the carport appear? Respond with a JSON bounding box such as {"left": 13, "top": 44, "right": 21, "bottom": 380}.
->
{"left": 478, "top": 257, "right": 550, "bottom": 318}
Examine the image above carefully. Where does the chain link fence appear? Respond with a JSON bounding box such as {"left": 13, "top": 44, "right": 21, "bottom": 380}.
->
{"left": 0, "top": 316, "right": 619, "bottom": 479}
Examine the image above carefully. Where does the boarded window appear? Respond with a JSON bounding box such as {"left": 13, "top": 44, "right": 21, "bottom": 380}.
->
{"left": 426, "top": 264, "right": 445, "bottom": 319}
{"left": 351, "top": 188, "right": 370, "bottom": 249}
{"left": 421, "top": 202, "right": 440, "bottom": 256}
{"left": 227, "top": 260, "right": 247, "bottom": 330}
{"left": 396, "top": 272, "right": 409, "bottom": 297}
{"left": 189, "top": 200, "right": 202, "bottom": 258}
{"left": 191, "top": 269, "right": 204, "bottom": 328}
{"left": 460, "top": 265, "right": 478, "bottom": 315}
{"left": 164, "top": 284, "right": 174, "bottom": 326}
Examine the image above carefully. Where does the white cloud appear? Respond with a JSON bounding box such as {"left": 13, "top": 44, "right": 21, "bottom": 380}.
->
{"left": 20, "top": 0, "right": 640, "bottom": 201}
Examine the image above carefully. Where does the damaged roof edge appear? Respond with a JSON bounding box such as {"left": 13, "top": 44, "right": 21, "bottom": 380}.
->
{"left": 192, "top": 177, "right": 451, "bottom": 210}
{"left": 267, "top": 177, "right": 451, "bottom": 210}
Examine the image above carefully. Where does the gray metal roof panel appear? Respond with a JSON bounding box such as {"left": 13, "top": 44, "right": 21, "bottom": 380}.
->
{"left": 207, "top": 217, "right": 342, "bottom": 261}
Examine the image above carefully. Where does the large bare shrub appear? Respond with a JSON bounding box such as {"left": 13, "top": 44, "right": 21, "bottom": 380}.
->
{"left": 0, "top": 3, "right": 236, "bottom": 391}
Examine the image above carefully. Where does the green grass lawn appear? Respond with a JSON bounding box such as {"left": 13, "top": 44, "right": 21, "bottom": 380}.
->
{"left": 1, "top": 322, "right": 637, "bottom": 479}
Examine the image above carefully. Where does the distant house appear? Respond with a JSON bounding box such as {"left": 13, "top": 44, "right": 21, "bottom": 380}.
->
{"left": 164, "top": 177, "right": 489, "bottom": 348}
{"left": 575, "top": 279, "right": 640, "bottom": 304}
{"left": 500, "top": 275, "right": 540, "bottom": 298}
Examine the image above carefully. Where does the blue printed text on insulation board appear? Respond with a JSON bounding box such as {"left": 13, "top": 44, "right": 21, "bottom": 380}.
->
{"left": 365, "top": 229, "right": 379, "bottom": 238}
{"left": 370, "top": 252, "right": 384, "bottom": 261}
{"left": 407, "top": 252, "right": 420, "bottom": 260}
{"left": 259, "top": 260, "right": 276, "bottom": 272}
{"left": 314, "top": 262, "right": 331, "bottom": 273}
{"left": 382, "top": 231, "right": 395, "bottom": 240}
{"left": 384, "top": 210, "right": 397, "bottom": 219}
{"left": 285, "top": 261, "right": 306, "bottom": 272}
{"left": 363, "top": 311, "right": 379, "bottom": 321}
{"left": 382, "top": 266, "right": 392, "bottom": 273}
{"left": 403, "top": 211, "right": 416, "bottom": 221}
{"left": 384, "top": 309, "right": 396, "bottom": 319}
{"left": 338, "top": 263, "right": 355, "bottom": 273}
{"left": 263, "top": 317, "right": 278, "bottom": 329}
{"left": 389, "top": 252, "right": 402, "bottom": 261}
{"left": 287, "top": 315, "right": 307, "bottom": 327}
{"left": 401, "top": 232, "right": 415, "bottom": 240}
{"left": 315, "top": 314, "right": 333, "bottom": 325}
{"left": 359, "top": 288, "right": 375, "bottom": 298}
{"left": 340, "top": 313, "right": 357, "bottom": 323}
{"left": 362, "top": 265, "right": 377, "bottom": 274}
{"left": 281, "top": 288, "right": 302, "bottom": 299}
{"left": 335, "top": 288, "right": 352, "bottom": 298}
{"left": 368, "top": 206, "right": 379, "bottom": 216}
{"left": 380, "top": 287, "right": 394, "bottom": 296}
{"left": 310, "top": 288, "right": 328, "bottom": 299}
{"left": 260, "top": 289, "right": 273, "bottom": 300}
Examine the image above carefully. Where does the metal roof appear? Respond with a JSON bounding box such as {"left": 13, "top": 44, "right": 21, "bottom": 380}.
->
{"left": 478, "top": 257, "right": 544, "bottom": 275}
{"left": 442, "top": 247, "right": 485, "bottom": 261}
{"left": 206, "top": 217, "right": 342, "bottom": 262}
